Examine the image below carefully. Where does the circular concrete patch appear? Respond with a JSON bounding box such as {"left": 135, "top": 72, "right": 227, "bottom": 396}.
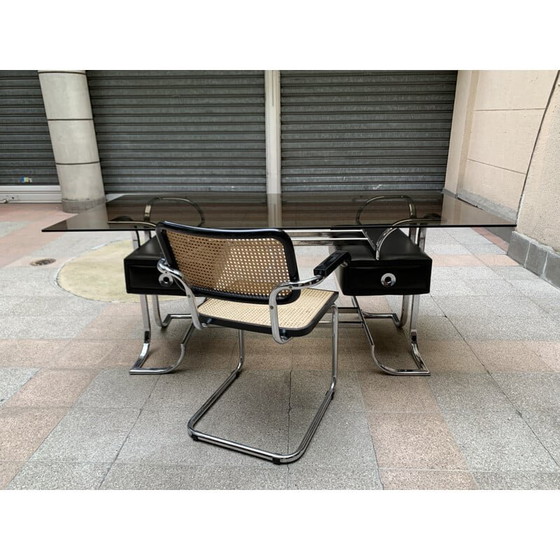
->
{"left": 57, "top": 240, "right": 140, "bottom": 303}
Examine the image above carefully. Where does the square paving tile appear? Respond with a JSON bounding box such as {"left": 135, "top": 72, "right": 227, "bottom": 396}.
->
{"left": 101, "top": 463, "right": 289, "bottom": 490}
{"left": 75, "top": 310, "right": 145, "bottom": 340}
{"left": 428, "top": 371, "right": 515, "bottom": 412}
{"left": 444, "top": 410, "right": 560, "bottom": 472}
{"left": 450, "top": 314, "right": 560, "bottom": 341}
{"left": 2, "top": 295, "right": 106, "bottom": 317}
{"left": 241, "top": 332, "right": 294, "bottom": 371}
{"left": 4, "top": 368, "right": 98, "bottom": 408}
{"left": 477, "top": 254, "right": 518, "bottom": 267}
{"left": 0, "top": 462, "right": 25, "bottom": 489}
{"left": 520, "top": 409, "right": 560, "bottom": 464}
{"left": 367, "top": 412, "right": 469, "bottom": 471}
{"left": 359, "top": 373, "right": 440, "bottom": 413}
{"left": 0, "top": 268, "right": 66, "bottom": 297}
{"left": 0, "top": 340, "right": 71, "bottom": 368}
{"left": 291, "top": 369, "right": 365, "bottom": 413}
{"left": 50, "top": 340, "right": 123, "bottom": 368}
{"left": 510, "top": 276, "right": 560, "bottom": 296}
{"left": 0, "top": 406, "right": 69, "bottom": 461}
{"left": 289, "top": 409, "right": 378, "bottom": 469}
{"left": 291, "top": 335, "right": 354, "bottom": 372}
{"left": 194, "top": 368, "right": 291, "bottom": 415}
{"left": 145, "top": 369, "right": 233, "bottom": 410}
{"left": 469, "top": 341, "right": 551, "bottom": 373}
{"left": 288, "top": 466, "right": 381, "bottom": 490}
{"left": 432, "top": 294, "right": 546, "bottom": 318}
{"left": 0, "top": 367, "right": 38, "bottom": 405}
{"left": 7, "top": 461, "right": 112, "bottom": 490}
{"left": 473, "top": 472, "right": 560, "bottom": 490}
{"left": 75, "top": 368, "right": 158, "bottom": 409}
{"left": 491, "top": 372, "right": 560, "bottom": 411}
{"left": 0, "top": 315, "right": 100, "bottom": 340}
{"left": 421, "top": 340, "right": 486, "bottom": 374}
{"left": 524, "top": 342, "right": 560, "bottom": 372}
{"left": 0, "top": 221, "right": 27, "bottom": 238}
{"left": 29, "top": 407, "right": 140, "bottom": 463}
{"left": 379, "top": 469, "right": 479, "bottom": 490}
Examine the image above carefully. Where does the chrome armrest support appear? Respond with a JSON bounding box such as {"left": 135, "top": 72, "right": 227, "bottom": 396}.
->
{"left": 268, "top": 251, "right": 349, "bottom": 344}
{"left": 156, "top": 259, "right": 203, "bottom": 330}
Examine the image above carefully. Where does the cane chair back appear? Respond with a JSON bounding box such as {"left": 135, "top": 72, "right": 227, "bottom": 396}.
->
{"left": 157, "top": 223, "right": 300, "bottom": 304}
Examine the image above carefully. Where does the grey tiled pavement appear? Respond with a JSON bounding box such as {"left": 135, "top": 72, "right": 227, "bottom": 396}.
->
{"left": 1, "top": 203, "right": 560, "bottom": 490}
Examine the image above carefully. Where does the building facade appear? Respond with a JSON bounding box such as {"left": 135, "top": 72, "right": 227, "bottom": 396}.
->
{"left": 1, "top": 69, "right": 558, "bottom": 286}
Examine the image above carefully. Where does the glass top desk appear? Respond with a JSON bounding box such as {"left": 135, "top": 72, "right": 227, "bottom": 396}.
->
{"left": 43, "top": 190, "right": 516, "bottom": 376}
{"left": 44, "top": 189, "right": 514, "bottom": 233}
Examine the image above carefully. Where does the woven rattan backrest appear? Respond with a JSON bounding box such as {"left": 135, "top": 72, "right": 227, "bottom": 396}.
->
{"left": 157, "top": 222, "right": 300, "bottom": 304}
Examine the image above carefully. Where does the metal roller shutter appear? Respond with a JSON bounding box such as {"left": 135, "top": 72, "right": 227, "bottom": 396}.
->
{"left": 0, "top": 70, "right": 58, "bottom": 185}
{"left": 280, "top": 70, "right": 457, "bottom": 191}
{"left": 87, "top": 70, "right": 266, "bottom": 193}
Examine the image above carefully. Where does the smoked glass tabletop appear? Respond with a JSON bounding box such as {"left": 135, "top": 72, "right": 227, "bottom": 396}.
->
{"left": 42, "top": 190, "right": 516, "bottom": 233}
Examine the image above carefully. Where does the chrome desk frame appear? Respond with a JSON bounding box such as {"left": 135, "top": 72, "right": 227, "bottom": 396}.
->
{"left": 111, "top": 197, "right": 204, "bottom": 375}
{"left": 43, "top": 190, "right": 515, "bottom": 378}
{"left": 126, "top": 221, "right": 431, "bottom": 377}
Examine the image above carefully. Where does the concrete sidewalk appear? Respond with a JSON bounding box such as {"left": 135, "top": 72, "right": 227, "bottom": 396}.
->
{"left": 1, "top": 203, "right": 560, "bottom": 490}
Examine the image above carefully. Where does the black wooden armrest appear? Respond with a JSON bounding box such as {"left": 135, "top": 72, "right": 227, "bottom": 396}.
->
{"left": 313, "top": 250, "right": 351, "bottom": 278}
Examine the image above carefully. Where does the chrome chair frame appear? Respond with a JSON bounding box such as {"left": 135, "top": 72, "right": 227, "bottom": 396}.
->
{"left": 154, "top": 222, "right": 349, "bottom": 464}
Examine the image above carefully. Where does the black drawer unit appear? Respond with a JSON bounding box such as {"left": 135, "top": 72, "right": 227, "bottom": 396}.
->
{"left": 124, "top": 236, "right": 185, "bottom": 296}
{"left": 332, "top": 228, "right": 432, "bottom": 296}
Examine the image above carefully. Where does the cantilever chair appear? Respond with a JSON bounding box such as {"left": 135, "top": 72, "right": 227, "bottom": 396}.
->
{"left": 154, "top": 221, "right": 350, "bottom": 464}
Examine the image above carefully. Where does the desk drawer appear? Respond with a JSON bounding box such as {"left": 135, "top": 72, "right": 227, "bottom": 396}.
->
{"left": 124, "top": 237, "right": 184, "bottom": 296}
{"left": 335, "top": 259, "right": 432, "bottom": 295}
{"left": 332, "top": 228, "right": 432, "bottom": 296}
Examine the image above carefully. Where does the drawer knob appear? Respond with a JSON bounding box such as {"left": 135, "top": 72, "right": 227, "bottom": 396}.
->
{"left": 381, "top": 273, "right": 397, "bottom": 287}
{"left": 158, "top": 272, "right": 174, "bottom": 287}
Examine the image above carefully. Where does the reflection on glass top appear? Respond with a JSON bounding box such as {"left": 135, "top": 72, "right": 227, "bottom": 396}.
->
{"left": 43, "top": 190, "right": 516, "bottom": 232}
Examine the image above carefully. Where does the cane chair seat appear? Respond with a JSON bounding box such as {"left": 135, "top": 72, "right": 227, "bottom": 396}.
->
{"left": 198, "top": 288, "right": 337, "bottom": 337}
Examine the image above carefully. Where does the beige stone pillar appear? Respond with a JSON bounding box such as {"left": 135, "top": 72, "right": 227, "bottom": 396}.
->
{"left": 38, "top": 70, "right": 105, "bottom": 212}
{"left": 265, "top": 70, "right": 281, "bottom": 196}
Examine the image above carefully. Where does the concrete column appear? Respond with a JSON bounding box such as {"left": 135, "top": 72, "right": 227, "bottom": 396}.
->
{"left": 38, "top": 70, "right": 105, "bottom": 212}
{"left": 265, "top": 70, "right": 282, "bottom": 195}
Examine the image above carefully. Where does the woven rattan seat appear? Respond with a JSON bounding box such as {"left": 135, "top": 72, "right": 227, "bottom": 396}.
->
{"left": 198, "top": 288, "right": 336, "bottom": 336}
{"left": 147, "top": 221, "right": 350, "bottom": 464}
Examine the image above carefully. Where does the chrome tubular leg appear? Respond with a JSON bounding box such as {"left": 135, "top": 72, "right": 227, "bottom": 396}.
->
{"left": 188, "top": 330, "right": 245, "bottom": 436}
{"left": 355, "top": 296, "right": 429, "bottom": 376}
{"left": 359, "top": 294, "right": 409, "bottom": 328}
{"left": 397, "top": 294, "right": 410, "bottom": 328}
{"left": 128, "top": 230, "right": 196, "bottom": 374}
{"left": 407, "top": 293, "right": 429, "bottom": 373}
{"left": 154, "top": 295, "right": 199, "bottom": 330}
{"left": 130, "top": 292, "right": 153, "bottom": 371}
{"left": 130, "top": 321, "right": 196, "bottom": 375}
{"left": 151, "top": 295, "right": 192, "bottom": 329}
{"left": 417, "top": 226, "right": 427, "bottom": 251}
{"left": 331, "top": 304, "right": 338, "bottom": 391}
{"left": 151, "top": 295, "right": 164, "bottom": 328}
{"left": 188, "top": 309, "right": 337, "bottom": 464}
